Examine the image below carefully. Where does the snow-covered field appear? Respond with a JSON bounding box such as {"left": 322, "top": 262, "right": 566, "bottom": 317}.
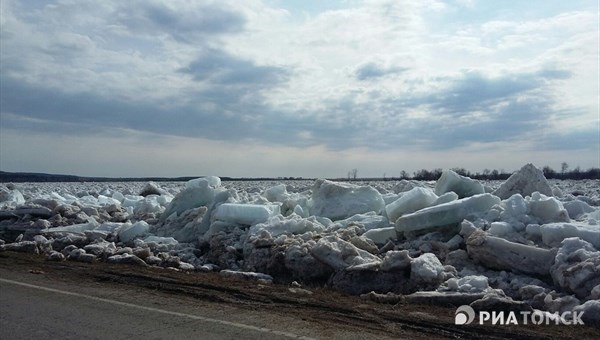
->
{"left": 1, "top": 164, "right": 599, "bottom": 325}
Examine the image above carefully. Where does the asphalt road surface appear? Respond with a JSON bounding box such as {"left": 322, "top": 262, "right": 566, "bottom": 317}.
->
{"left": 0, "top": 260, "right": 401, "bottom": 340}
{"left": 1, "top": 252, "right": 597, "bottom": 340}
{"left": 0, "top": 277, "right": 314, "bottom": 340}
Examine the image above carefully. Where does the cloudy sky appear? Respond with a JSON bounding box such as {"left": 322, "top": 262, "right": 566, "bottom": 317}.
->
{"left": 1, "top": 0, "right": 598, "bottom": 178}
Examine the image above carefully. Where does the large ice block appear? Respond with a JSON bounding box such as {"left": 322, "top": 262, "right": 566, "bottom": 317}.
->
{"left": 493, "top": 163, "right": 553, "bottom": 199}
{"left": 161, "top": 177, "right": 218, "bottom": 219}
{"left": 434, "top": 170, "right": 484, "bottom": 198}
{"left": 310, "top": 235, "right": 381, "bottom": 270}
{"left": 395, "top": 193, "right": 501, "bottom": 232}
{"left": 550, "top": 237, "right": 600, "bottom": 299}
{"left": 214, "top": 203, "right": 280, "bottom": 225}
{"left": 385, "top": 187, "right": 438, "bottom": 223}
{"left": 309, "top": 179, "right": 385, "bottom": 220}
{"left": 466, "top": 229, "right": 556, "bottom": 276}
{"left": 528, "top": 192, "right": 569, "bottom": 224}
{"left": 118, "top": 221, "right": 150, "bottom": 243}
{"left": 537, "top": 222, "right": 600, "bottom": 250}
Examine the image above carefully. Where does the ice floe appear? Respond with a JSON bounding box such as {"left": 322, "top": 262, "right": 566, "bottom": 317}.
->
{"left": 1, "top": 165, "right": 599, "bottom": 322}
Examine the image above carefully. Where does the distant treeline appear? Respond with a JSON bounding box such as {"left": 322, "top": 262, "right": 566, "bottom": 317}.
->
{"left": 0, "top": 171, "right": 197, "bottom": 183}
{"left": 540, "top": 166, "right": 600, "bottom": 180}
{"left": 1, "top": 166, "right": 598, "bottom": 183}
{"left": 0, "top": 171, "right": 308, "bottom": 183}
{"left": 397, "top": 166, "right": 600, "bottom": 181}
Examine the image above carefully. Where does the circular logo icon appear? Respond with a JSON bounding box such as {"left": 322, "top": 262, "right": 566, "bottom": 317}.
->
{"left": 455, "top": 305, "right": 476, "bottom": 325}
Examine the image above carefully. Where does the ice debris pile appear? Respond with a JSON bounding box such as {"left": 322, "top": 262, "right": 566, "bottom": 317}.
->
{"left": 1, "top": 164, "right": 599, "bottom": 325}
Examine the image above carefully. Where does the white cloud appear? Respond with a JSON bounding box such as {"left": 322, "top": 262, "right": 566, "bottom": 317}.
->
{"left": 0, "top": 0, "right": 598, "bottom": 176}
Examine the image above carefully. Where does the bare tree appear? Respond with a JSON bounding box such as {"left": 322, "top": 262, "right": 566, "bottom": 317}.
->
{"left": 561, "top": 162, "right": 569, "bottom": 176}
{"left": 349, "top": 168, "right": 358, "bottom": 180}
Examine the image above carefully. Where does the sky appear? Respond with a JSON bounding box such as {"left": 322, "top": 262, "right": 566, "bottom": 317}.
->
{"left": 1, "top": 0, "right": 598, "bottom": 178}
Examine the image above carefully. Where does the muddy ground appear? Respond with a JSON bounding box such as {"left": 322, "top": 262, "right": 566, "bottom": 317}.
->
{"left": 0, "top": 251, "right": 597, "bottom": 339}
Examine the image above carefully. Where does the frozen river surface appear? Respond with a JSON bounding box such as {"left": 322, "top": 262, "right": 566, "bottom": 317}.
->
{"left": 1, "top": 164, "right": 599, "bottom": 326}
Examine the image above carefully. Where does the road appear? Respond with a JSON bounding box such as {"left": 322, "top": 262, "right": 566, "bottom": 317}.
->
{"left": 1, "top": 252, "right": 597, "bottom": 340}
{"left": 0, "top": 256, "right": 398, "bottom": 340}
{"left": 0, "top": 277, "right": 313, "bottom": 340}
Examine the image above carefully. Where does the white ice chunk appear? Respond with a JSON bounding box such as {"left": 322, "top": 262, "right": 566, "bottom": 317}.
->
{"left": 122, "top": 195, "right": 143, "bottom": 208}
{"left": 381, "top": 250, "right": 412, "bottom": 271}
{"left": 528, "top": 192, "right": 569, "bottom": 224}
{"left": 382, "top": 193, "right": 402, "bottom": 205}
{"left": 385, "top": 187, "right": 438, "bottom": 223}
{"left": 488, "top": 222, "right": 515, "bottom": 236}
{"left": 502, "top": 194, "right": 528, "bottom": 217}
{"left": 220, "top": 270, "right": 273, "bottom": 282}
{"left": 563, "top": 200, "right": 595, "bottom": 220}
{"left": 446, "top": 275, "right": 489, "bottom": 293}
{"left": 493, "top": 163, "right": 553, "bottom": 199}
{"left": 60, "top": 193, "right": 78, "bottom": 204}
{"left": 50, "top": 192, "right": 68, "bottom": 203}
{"left": 214, "top": 203, "right": 280, "bottom": 226}
{"left": 186, "top": 176, "right": 220, "bottom": 189}
{"left": 157, "top": 195, "right": 172, "bottom": 206}
{"left": 432, "top": 192, "right": 459, "bottom": 206}
{"left": 162, "top": 177, "right": 216, "bottom": 219}
{"left": 118, "top": 221, "right": 150, "bottom": 243}
{"left": 466, "top": 229, "right": 556, "bottom": 276}
{"left": 78, "top": 195, "right": 99, "bottom": 207}
{"left": 0, "top": 187, "right": 25, "bottom": 206}
{"left": 392, "top": 180, "right": 425, "bottom": 194}
{"left": 334, "top": 212, "right": 390, "bottom": 231}
{"left": 363, "top": 226, "right": 397, "bottom": 245}
{"left": 249, "top": 214, "right": 325, "bottom": 238}
{"left": 263, "top": 184, "right": 310, "bottom": 217}
{"left": 525, "top": 223, "right": 541, "bottom": 237}
{"left": 95, "top": 222, "right": 128, "bottom": 234}
{"left": 309, "top": 179, "right": 385, "bottom": 220}
{"left": 133, "top": 196, "right": 164, "bottom": 216}
{"left": 46, "top": 220, "right": 99, "bottom": 234}
{"left": 143, "top": 235, "right": 179, "bottom": 247}
{"left": 538, "top": 222, "right": 600, "bottom": 249}
{"left": 84, "top": 240, "right": 117, "bottom": 256}
{"left": 411, "top": 253, "right": 444, "bottom": 281}
{"left": 395, "top": 194, "right": 501, "bottom": 232}
{"left": 434, "top": 170, "right": 484, "bottom": 198}
{"left": 551, "top": 237, "right": 600, "bottom": 299}
{"left": 265, "top": 184, "right": 288, "bottom": 203}
{"left": 98, "top": 195, "right": 122, "bottom": 207}
{"left": 310, "top": 235, "right": 381, "bottom": 270}
{"left": 293, "top": 205, "right": 306, "bottom": 217}
{"left": 459, "top": 220, "right": 478, "bottom": 238}
{"left": 139, "top": 182, "right": 164, "bottom": 196}
{"left": 111, "top": 191, "right": 125, "bottom": 203}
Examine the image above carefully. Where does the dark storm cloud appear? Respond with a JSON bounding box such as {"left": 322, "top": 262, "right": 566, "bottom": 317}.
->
{"left": 238, "top": 66, "right": 575, "bottom": 151}
{"left": 421, "top": 69, "right": 571, "bottom": 116}
{"left": 421, "top": 98, "right": 554, "bottom": 149}
{"left": 115, "top": 1, "right": 246, "bottom": 42}
{"left": 0, "top": 45, "right": 291, "bottom": 141}
{"left": 357, "top": 68, "right": 575, "bottom": 149}
{"left": 279, "top": 66, "right": 576, "bottom": 150}
{"left": 0, "top": 76, "right": 230, "bottom": 139}
{"left": 179, "top": 49, "right": 290, "bottom": 87}
{"left": 354, "top": 62, "right": 408, "bottom": 80}
{"left": 538, "top": 127, "right": 600, "bottom": 151}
